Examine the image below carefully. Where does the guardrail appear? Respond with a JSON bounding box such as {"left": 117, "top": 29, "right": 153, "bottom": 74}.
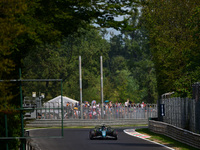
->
{"left": 26, "top": 139, "right": 41, "bottom": 150}
{"left": 149, "top": 120, "right": 200, "bottom": 149}
{"left": 26, "top": 118, "right": 149, "bottom": 127}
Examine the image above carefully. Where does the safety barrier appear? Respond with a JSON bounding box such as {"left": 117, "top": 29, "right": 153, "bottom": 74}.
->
{"left": 149, "top": 120, "right": 200, "bottom": 149}
{"left": 26, "top": 118, "right": 149, "bottom": 127}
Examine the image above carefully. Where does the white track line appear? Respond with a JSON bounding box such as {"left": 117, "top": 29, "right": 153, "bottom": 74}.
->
{"left": 124, "top": 129, "right": 175, "bottom": 150}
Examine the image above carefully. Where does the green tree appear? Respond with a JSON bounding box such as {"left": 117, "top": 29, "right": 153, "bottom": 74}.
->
{"left": 1, "top": 0, "right": 139, "bottom": 87}
{"left": 141, "top": 0, "right": 200, "bottom": 97}
{"left": 23, "top": 28, "right": 110, "bottom": 102}
{"left": 107, "top": 15, "right": 158, "bottom": 103}
{"left": 122, "top": 23, "right": 158, "bottom": 103}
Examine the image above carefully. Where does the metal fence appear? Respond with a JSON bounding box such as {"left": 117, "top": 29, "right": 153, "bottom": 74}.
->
{"left": 160, "top": 97, "right": 200, "bottom": 134}
{"left": 35, "top": 103, "right": 157, "bottom": 120}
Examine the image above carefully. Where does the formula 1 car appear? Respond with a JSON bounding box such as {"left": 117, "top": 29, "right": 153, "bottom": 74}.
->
{"left": 89, "top": 125, "right": 118, "bottom": 140}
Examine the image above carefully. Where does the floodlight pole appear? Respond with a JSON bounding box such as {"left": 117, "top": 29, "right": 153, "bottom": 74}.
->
{"left": 79, "top": 56, "right": 83, "bottom": 119}
{"left": 100, "top": 56, "right": 104, "bottom": 119}
{"left": 61, "top": 80, "right": 64, "bottom": 136}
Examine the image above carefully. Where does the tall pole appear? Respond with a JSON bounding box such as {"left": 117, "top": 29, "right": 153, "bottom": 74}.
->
{"left": 5, "top": 114, "right": 8, "bottom": 150}
{"left": 79, "top": 56, "right": 83, "bottom": 119}
{"left": 19, "top": 68, "right": 25, "bottom": 150}
{"left": 100, "top": 56, "right": 104, "bottom": 119}
{"left": 61, "top": 80, "right": 64, "bottom": 136}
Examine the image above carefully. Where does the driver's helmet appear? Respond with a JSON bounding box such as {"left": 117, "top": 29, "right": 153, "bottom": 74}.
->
{"left": 102, "top": 125, "right": 106, "bottom": 130}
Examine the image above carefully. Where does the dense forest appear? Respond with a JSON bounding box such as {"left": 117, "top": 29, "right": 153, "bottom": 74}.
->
{"left": 1, "top": 0, "right": 200, "bottom": 149}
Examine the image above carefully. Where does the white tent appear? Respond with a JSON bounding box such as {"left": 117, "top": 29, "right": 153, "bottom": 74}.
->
{"left": 43, "top": 95, "right": 79, "bottom": 107}
{"left": 42, "top": 95, "right": 79, "bottom": 116}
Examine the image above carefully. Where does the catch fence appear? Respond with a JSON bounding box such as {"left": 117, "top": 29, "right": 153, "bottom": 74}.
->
{"left": 36, "top": 103, "right": 157, "bottom": 120}
{"left": 160, "top": 97, "right": 200, "bottom": 134}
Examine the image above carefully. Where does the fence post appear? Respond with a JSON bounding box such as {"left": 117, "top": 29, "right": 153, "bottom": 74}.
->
{"left": 196, "top": 101, "right": 200, "bottom": 133}
{"left": 157, "top": 98, "right": 162, "bottom": 121}
{"left": 100, "top": 56, "right": 104, "bottom": 119}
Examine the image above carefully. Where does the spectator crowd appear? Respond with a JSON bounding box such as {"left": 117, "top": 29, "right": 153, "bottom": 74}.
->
{"left": 38, "top": 99, "right": 157, "bottom": 119}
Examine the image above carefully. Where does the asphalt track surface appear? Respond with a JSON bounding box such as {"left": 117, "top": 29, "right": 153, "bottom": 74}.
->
{"left": 29, "top": 128, "right": 170, "bottom": 150}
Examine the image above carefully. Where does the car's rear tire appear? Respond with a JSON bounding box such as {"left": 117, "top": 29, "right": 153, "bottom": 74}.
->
{"left": 113, "top": 130, "right": 118, "bottom": 140}
{"left": 89, "top": 130, "right": 95, "bottom": 140}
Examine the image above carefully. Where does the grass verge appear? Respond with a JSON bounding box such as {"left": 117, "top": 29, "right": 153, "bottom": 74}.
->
{"left": 135, "top": 128, "right": 199, "bottom": 150}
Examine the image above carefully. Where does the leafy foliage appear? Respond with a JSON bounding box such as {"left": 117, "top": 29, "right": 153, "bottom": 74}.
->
{"left": 0, "top": 114, "right": 21, "bottom": 150}
{"left": 141, "top": 0, "right": 200, "bottom": 97}
{"left": 23, "top": 28, "right": 110, "bottom": 102}
{"left": 23, "top": 22, "right": 158, "bottom": 104}
{"left": 106, "top": 11, "right": 158, "bottom": 103}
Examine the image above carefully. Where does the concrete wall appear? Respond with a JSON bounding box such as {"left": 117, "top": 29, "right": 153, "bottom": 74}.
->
{"left": 26, "top": 119, "right": 148, "bottom": 127}
{"left": 149, "top": 120, "right": 200, "bottom": 149}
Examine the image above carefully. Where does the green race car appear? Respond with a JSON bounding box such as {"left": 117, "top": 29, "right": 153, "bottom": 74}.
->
{"left": 89, "top": 125, "right": 118, "bottom": 140}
